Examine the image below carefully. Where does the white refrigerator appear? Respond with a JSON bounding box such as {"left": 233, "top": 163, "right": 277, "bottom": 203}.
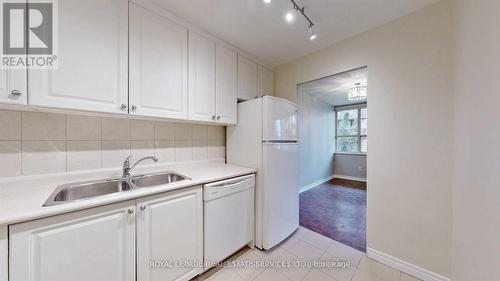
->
{"left": 227, "top": 96, "right": 299, "bottom": 250}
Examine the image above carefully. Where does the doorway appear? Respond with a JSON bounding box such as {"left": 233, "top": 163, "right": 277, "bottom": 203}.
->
{"left": 297, "top": 67, "right": 367, "bottom": 252}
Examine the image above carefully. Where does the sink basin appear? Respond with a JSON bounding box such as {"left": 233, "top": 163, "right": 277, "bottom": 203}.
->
{"left": 43, "top": 172, "right": 190, "bottom": 206}
{"left": 43, "top": 179, "right": 133, "bottom": 206}
{"left": 131, "top": 172, "right": 189, "bottom": 188}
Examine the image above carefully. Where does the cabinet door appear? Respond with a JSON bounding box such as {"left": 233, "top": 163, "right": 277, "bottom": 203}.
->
{"left": 0, "top": 69, "right": 27, "bottom": 105}
{"left": 9, "top": 201, "right": 136, "bottom": 281}
{"left": 188, "top": 31, "right": 216, "bottom": 122}
{"left": 28, "top": 0, "right": 128, "bottom": 114}
{"left": 129, "top": 3, "right": 188, "bottom": 119}
{"left": 215, "top": 44, "right": 237, "bottom": 124}
{"left": 0, "top": 0, "right": 27, "bottom": 105}
{"left": 258, "top": 65, "right": 274, "bottom": 97}
{"left": 237, "top": 55, "right": 258, "bottom": 101}
{"left": 137, "top": 186, "right": 203, "bottom": 281}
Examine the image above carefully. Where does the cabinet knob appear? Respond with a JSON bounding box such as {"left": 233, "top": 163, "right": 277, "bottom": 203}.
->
{"left": 212, "top": 115, "right": 216, "bottom": 120}
{"left": 217, "top": 116, "right": 221, "bottom": 120}
{"left": 131, "top": 105, "right": 137, "bottom": 112}
{"left": 140, "top": 205, "right": 146, "bottom": 211}
{"left": 127, "top": 208, "right": 134, "bottom": 214}
{"left": 10, "top": 89, "right": 22, "bottom": 96}
{"left": 120, "top": 104, "right": 127, "bottom": 111}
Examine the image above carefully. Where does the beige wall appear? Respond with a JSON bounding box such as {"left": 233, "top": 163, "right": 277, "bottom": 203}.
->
{"left": 0, "top": 110, "right": 226, "bottom": 178}
{"left": 275, "top": 1, "right": 453, "bottom": 278}
{"left": 451, "top": 1, "right": 500, "bottom": 280}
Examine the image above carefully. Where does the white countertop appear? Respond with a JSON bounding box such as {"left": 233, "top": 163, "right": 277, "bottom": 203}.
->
{"left": 0, "top": 160, "right": 256, "bottom": 226}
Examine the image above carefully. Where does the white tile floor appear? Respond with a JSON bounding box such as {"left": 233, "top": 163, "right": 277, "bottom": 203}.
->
{"left": 196, "top": 227, "right": 422, "bottom": 281}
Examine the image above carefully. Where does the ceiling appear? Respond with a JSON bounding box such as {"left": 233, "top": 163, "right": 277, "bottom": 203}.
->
{"left": 299, "top": 67, "right": 367, "bottom": 106}
{"left": 153, "top": 0, "right": 438, "bottom": 67}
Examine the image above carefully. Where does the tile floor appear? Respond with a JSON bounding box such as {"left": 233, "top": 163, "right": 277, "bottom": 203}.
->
{"left": 195, "top": 227, "right": 422, "bottom": 281}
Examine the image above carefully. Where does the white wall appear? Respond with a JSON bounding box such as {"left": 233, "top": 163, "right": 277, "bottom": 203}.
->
{"left": 451, "top": 1, "right": 500, "bottom": 280}
{"left": 297, "top": 89, "right": 335, "bottom": 190}
{"left": 275, "top": 1, "right": 453, "bottom": 278}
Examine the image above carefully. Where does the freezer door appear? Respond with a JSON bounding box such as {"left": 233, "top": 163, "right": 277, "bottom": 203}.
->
{"left": 262, "top": 142, "right": 299, "bottom": 249}
{"left": 262, "top": 96, "right": 298, "bottom": 141}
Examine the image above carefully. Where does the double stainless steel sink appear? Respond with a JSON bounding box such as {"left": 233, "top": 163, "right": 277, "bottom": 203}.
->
{"left": 43, "top": 172, "right": 190, "bottom": 207}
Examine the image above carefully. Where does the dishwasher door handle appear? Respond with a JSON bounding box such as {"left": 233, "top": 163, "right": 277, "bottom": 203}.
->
{"left": 205, "top": 175, "right": 254, "bottom": 189}
{"left": 204, "top": 175, "right": 255, "bottom": 201}
{"left": 209, "top": 179, "right": 250, "bottom": 189}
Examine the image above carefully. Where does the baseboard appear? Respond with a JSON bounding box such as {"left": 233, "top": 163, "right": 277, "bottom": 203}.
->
{"left": 333, "top": 174, "right": 367, "bottom": 182}
{"left": 299, "top": 175, "right": 335, "bottom": 193}
{"left": 367, "top": 248, "right": 451, "bottom": 281}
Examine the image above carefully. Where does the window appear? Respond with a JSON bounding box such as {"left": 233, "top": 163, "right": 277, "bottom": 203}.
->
{"left": 336, "top": 105, "right": 367, "bottom": 153}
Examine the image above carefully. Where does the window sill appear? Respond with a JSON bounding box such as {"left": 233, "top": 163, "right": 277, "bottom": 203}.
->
{"left": 334, "top": 152, "right": 367, "bottom": 156}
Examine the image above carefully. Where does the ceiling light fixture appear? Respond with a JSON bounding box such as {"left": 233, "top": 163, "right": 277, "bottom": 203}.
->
{"left": 263, "top": 0, "right": 271, "bottom": 4}
{"left": 347, "top": 83, "right": 367, "bottom": 101}
{"left": 286, "top": 0, "right": 317, "bottom": 40}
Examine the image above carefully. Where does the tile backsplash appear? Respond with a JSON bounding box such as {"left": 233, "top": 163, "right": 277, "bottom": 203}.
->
{"left": 0, "top": 110, "right": 226, "bottom": 178}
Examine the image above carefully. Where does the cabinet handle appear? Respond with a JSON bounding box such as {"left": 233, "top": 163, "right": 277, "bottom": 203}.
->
{"left": 131, "top": 105, "right": 137, "bottom": 112}
{"left": 121, "top": 104, "right": 127, "bottom": 111}
{"left": 10, "top": 89, "right": 22, "bottom": 96}
{"left": 127, "top": 208, "right": 134, "bottom": 214}
{"left": 217, "top": 116, "right": 221, "bottom": 120}
{"left": 140, "top": 205, "right": 146, "bottom": 211}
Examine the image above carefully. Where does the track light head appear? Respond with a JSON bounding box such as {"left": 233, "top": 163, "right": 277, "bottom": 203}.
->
{"left": 308, "top": 25, "right": 317, "bottom": 40}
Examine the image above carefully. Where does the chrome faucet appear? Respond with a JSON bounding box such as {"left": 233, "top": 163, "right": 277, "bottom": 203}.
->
{"left": 122, "top": 155, "right": 158, "bottom": 178}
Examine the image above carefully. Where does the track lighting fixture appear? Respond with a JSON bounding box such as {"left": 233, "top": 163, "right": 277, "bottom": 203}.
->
{"left": 261, "top": 0, "right": 317, "bottom": 40}
{"left": 262, "top": 0, "right": 317, "bottom": 40}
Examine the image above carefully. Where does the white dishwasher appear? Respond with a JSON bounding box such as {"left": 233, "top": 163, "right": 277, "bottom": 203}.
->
{"left": 204, "top": 174, "right": 255, "bottom": 267}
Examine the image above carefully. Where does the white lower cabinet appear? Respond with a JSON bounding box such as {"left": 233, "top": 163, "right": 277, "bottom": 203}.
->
{"left": 8, "top": 187, "right": 203, "bottom": 281}
{"left": 9, "top": 201, "right": 136, "bottom": 281}
{"left": 136, "top": 186, "right": 203, "bottom": 281}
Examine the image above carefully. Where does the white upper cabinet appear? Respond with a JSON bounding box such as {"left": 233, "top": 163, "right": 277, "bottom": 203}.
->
{"left": 215, "top": 44, "right": 237, "bottom": 124}
{"left": 136, "top": 187, "right": 203, "bottom": 281}
{"left": 188, "top": 31, "right": 216, "bottom": 122}
{"left": 258, "top": 65, "right": 274, "bottom": 97}
{"left": 9, "top": 201, "right": 136, "bottom": 281}
{"left": 129, "top": 3, "right": 188, "bottom": 119}
{"left": 0, "top": 0, "right": 27, "bottom": 106}
{"left": 237, "top": 55, "right": 258, "bottom": 101}
{"left": 0, "top": 69, "right": 27, "bottom": 105}
{"left": 28, "top": 0, "right": 129, "bottom": 114}
{"left": 4, "top": 0, "right": 241, "bottom": 124}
